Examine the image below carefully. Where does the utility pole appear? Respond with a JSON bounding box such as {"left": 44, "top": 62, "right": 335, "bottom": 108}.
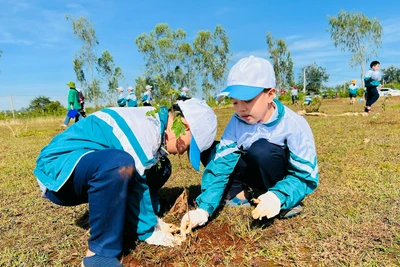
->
{"left": 10, "top": 95, "right": 15, "bottom": 119}
{"left": 303, "top": 67, "right": 306, "bottom": 93}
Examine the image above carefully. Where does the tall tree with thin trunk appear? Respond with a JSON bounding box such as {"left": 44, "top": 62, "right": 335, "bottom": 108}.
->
{"left": 97, "top": 50, "right": 124, "bottom": 105}
{"left": 327, "top": 10, "right": 382, "bottom": 88}
{"left": 193, "top": 25, "right": 231, "bottom": 100}
{"left": 266, "top": 32, "right": 294, "bottom": 92}
{"left": 66, "top": 14, "right": 101, "bottom": 106}
{"left": 136, "top": 23, "right": 195, "bottom": 101}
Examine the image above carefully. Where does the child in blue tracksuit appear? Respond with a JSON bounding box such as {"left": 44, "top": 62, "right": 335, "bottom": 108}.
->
{"left": 181, "top": 56, "right": 319, "bottom": 233}
{"left": 116, "top": 87, "right": 126, "bottom": 107}
{"left": 364, "top": 60, "right": 381, "bottom": 113}
{"left": 34, "top": 98, "right": 217, "bottom": 266}
{"left": 349, "top": 80, "right": 358, "bottom": 105}
{"left": 126, "top": 86, "right": 138, "bottom": 107}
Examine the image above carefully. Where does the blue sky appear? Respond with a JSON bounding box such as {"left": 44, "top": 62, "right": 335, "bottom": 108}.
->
{"left": 0, "top": 0, "right": 399, "bottom": 110}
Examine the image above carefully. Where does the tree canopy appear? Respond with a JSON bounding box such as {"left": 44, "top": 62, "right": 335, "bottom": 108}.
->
{"left": 136, "top": 23, "right": 230, "bottom": 101}
{"left": 299, "top": 63, "right": 329, "bottom": 94}
{"left": 266, "top": 32, "right": 294, "bottom": 91}
{"left": 327, "top": 10, "right": 382, "bottom": 87}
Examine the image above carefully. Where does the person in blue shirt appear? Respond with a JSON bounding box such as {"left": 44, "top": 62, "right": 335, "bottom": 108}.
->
{"left": 348, "top": 80, "right": 358, "bottom": 105}
{"left": 34, "top": 98, "right": 217, "bottom": 267}
{"left": 177, "top": 86, "right": 190, "bottom": 101}
{"left": 364, "top": 60, "right": 381, "bottom": 113}
{"left": 116, "top": 87, "right": 126, "bottom": 107}
{"left": 181, "top": 56, "right": 319, "bottom": 233}
{"left": 126, "top": 86, "right": 138, "bottom": 107}
{"left": 142, "top": 85, "right": 153, "bottom": 106}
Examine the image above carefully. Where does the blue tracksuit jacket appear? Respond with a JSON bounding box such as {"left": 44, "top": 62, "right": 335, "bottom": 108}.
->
{"left": 196, "top": 99, "right": 319, "bottom": 215}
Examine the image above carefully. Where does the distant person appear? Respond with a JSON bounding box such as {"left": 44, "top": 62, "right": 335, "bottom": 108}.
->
{"left": 126, "top": 86, "right": 138, "bottom": 107}
{"left": 177, "top": 86, "right": 190, "bottom": 101}
{"left": 76, "top": 88, "right": 86, "bottom": 117}
{"left": 142, "top": 85, "right": 153, "bottom": 106}
{"left": 181, "top": 56, "right": 318, "bottom": 234}
{"left": 290, "top": 85, "right": 298, "bottom": 104}
{"left": 34, "top": 98, "right": 217, "bottom": 267}
{"left": 61, "top": 81, "right": 81, "bottom": 128}
{"left": 116, "top": 87, "right": 126, "bottom": 107}
{"left": 364, "top": 60, "right": 381, "bottom": 113}
{"left": 348, "top": 80, "right": 358, "bottom": 105}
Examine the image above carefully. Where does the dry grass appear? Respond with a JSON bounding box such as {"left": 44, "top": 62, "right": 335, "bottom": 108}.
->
{"left": 1, "top": 97, "right": 400, "bottom": 266}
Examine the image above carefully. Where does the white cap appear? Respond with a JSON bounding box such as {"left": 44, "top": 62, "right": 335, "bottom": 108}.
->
{"left": 127, "top": 86, "right": 133, "bottom": 91}
{"left": 117, "top": 87, "right": 124, "bottom": 91}
{"left": 217, "top": 56, "right": 276, "bottom": 101}
{"left": 182, "top": 86, "right": 189, "bottom": 92}
{"left": 177, "top": 98, "right": 217, "bottom": 171}
{"left": 145, "top": 85, "right": 153, "bottom": 90}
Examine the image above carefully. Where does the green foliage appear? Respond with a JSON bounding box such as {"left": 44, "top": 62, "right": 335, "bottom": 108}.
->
{"left": 327, "top": 10, "right": 383, "bottom": 87}
{"left": 171, "top": 115, "right": 186, "bottom": 139}
{"left": 136, "top": 23, "right": 194, "bottom": 101}
{"left": 66, "top": 14, "right": 101, "bottom": 106}
{"left": 194, "top": 25, "right": 231, "bottom": 99}
{"left": 299, "top": 63, "right": 329, "bottom": 94}
{"left": 303, "top": 97, "right": 322, "bottom": 113}
{"left": 27, "top": 96, "right": 52, "bottom": 113}
{"left": 266, "top": 32, "right": 294, "bottom": 91}
{"left": 382, "top": 65, "right": 400, "bottom": 84}
{"left": 97, "top": 50, "right": 124, "bottom": 105}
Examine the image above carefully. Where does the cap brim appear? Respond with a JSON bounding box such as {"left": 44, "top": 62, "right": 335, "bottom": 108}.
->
{"left": 218, "top": 85, "right": 264, "bottom": 101}
{"left": 189, "top": 136, "right": 201, "bottom": 171}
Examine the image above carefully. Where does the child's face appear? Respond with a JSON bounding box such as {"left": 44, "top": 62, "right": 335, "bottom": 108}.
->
{"left": 165, "top": 117, "right": 192, "bottom": 155}
{"left": 372, "top": 64, "right": 380, "bottom": 71}
{"left": 231, "top": 89, "right": 276, "bottom": 124}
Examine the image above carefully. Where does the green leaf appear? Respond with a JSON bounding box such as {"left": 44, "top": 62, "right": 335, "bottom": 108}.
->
{"left": 171, "top": 115, "right": 186, "bottom": 139}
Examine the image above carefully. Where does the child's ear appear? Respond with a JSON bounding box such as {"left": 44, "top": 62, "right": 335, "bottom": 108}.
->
{"left": 267, "top": 88, "right": 276, "bottom": 99}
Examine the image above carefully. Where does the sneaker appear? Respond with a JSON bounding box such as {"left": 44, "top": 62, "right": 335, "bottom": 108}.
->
{"left": 82, "top": 255, "right": 122, "bottom": 267}
{"left": 60, "top": 124, "right": 68, "bottom": 128}
{"left": 279, "top": 205, "right": 303, "bottom": 219}
{"left": 225, "top": 197, "right": 251, "bottom": 207}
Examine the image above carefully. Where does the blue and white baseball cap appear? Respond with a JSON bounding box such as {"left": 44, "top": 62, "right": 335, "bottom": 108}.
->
{"left": 177, "top": 98, "right": 217, "bottom": 171}
{"left": 217, "top": 56, "right": 276, "bottom": 101}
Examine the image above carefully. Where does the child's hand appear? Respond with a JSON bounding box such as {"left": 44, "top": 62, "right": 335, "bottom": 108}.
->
{"left": 156, "top": 217, "right": 179, "bottom": 233}
{"left": 145, "top": 230, "right": 182, "bottom": 247}
{"left": 180, "top": 208, "right": 209, "bottom": 234}
{"left": 252, "top": 191, "right": 281, "bottom": 220}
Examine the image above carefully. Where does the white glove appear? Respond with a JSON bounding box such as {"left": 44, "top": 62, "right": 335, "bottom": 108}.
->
{"left": 252, "top": 191, "right": 281, "bottom": 220}
{"left": 180, "top": 208, "right": 209, "bottom": 234}
{"left": 156, "top": 217, "right": 179, "bottom": 233}
{"left": 145, "top": 230, "right": 181, "bottom": 247}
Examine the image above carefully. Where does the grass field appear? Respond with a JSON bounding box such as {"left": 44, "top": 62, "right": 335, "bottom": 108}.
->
{"left": 1, "top": 97, "right": 400, "bottom": 266}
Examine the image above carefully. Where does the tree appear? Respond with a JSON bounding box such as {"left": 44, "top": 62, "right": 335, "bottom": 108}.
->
{"left": 193, "top": 25, "right": 231, "bottom": 99}
{"left": 299, "top": 63, "right": 329, "bottom": 94}
{"left": 97, "top": 50, "right": 124, "bottom": 105}
{"left": 27, "top": 96, "right": 52, "bottom": 114}
{"left": 66, "top": 14, "right": 101, "bottom": 106}
{"left": 266, "top": 32, "right": 294, "bottom": 92}
{"left": 327, "top": 10, "right": 383, "bottom": 88}
{"left": 46, "top": 101, "right": 64, "bottom": 114}
{"left": 136, "top": 23, "right": 195, "bottom": 101}
{"left": 381, "top": 65, "right": 400, "bottom": 84}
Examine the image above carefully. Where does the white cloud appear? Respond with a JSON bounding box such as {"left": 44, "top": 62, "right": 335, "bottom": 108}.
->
{"left": 382, "top": 18, "right": 400, "bottom": 44}
{"left": 0, "top": 32, "right": 32, "bottom": 45}
{"left": 290, "top": 38, "right": 332, "bottom": 52}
